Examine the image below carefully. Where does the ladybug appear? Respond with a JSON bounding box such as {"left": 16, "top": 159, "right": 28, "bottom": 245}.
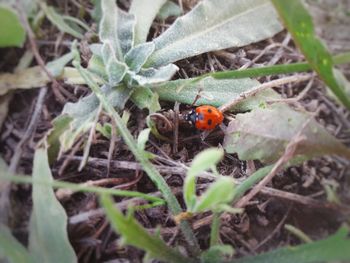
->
{"left": 184, "top": 105, "right": 224, "bottom": 130}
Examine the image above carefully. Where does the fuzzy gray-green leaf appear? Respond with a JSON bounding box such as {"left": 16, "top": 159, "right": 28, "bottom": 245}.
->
{"left": 223, "top": 104, "right": 350, "bottom": 163}
{"left": 133, "top": 64, "right": 178, "bottom": 85}
{"left": 125, "top": 42, "right": 155, "bottom": 72}
{"left": 60, "top": 85, "right": 132, "bottom": 151}
{"left": 157, "top": 1, "right": 182, "bottom": 20}
{"left": 146, "top": 0, "right": 283, "bottom": 67}
{"left": 29, "top": 148, "right": 76, "bottom": 262}
{"left": 152, "top": 77, "right": 279, "bottom": 111}
{"left": 129, "top": 0, "right": 167, "bottom": 45}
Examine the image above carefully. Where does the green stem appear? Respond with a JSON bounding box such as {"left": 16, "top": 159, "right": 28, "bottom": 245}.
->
{"left": 73, "top": 62, "right": 200, "bottom": 252}
{"left": 0, "top": 173, "right": 164, "bottom": 204}
{"left": 210, "top": 213, "right": 221, "bottom": 247}
{"left": 284, "top": 224, "right": 313, "bottom": 243}
{"left": 194, "top": 51, "right": 350, "bottom": 81}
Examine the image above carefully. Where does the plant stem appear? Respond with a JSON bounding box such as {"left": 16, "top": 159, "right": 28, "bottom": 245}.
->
{"left": 0, "top": 173, "right": 164, "bottom": 204}
{"left": 73, "top": 62, "right": 200, "bottom": 252}
{"left": 210, "top": 213, "right": 221, "bottom": 247}
{"left": 284, "top": 224, "right": 313, "bottom": 243}
{"left": 196, "top": 51, "right": 350, "bottom": 81}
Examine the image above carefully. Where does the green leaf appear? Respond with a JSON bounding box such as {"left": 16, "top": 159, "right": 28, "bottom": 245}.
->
{"left": 40, "top": 2, "right": 84, "bottom": 38}
{"left": 28, "top": 148, "right": 76, "bottom": 262}
{"left": 271, "top": 0, "right": 350, "bottom": 109}
{"left": 0, "top": 52, "right": 73, "bottom": 96}
{"left": 137, "top": 128, "right": 151, "bottom": 151}
{"left": 157, "top": 1, "right": 182, "bottom": 20}
{"left": 102, "top": 43, "right": 128, "bottom": 86}
{"left": 96, "top": 122, "right": 112, "bottom": 139}
{"left": 100, "top": 0, "right": 135, "bottom": 60}
{"left": 129, "top": 0, "right": 167, "bottom": 45}
{"left": 193, "top": 176, "right": 235, "bottom": 213}
{"left": 46, "top": 51, "right": 75, "bottom": 77}
{"left": 187, "top": 148, "right": 224, "bottom": 178}
{"left": 146, "top": 0, "right": 283, "bottom": 67}
{"left": 47, "top": 115, "right": 73, "bottom": 163}
{"left": 152, "top": 77, "right": 279, "bottom": 111}
{"left": 184, "top": 148, "right": 224, "bottom": 211}
{"left": 101, "top": 194, "right": 190, "bottom": 263}
{"left": 125, "top": 42, "right": 155, "bottom": 72}
{"left": 133, "top": 64, "right": 178, "bottom": 85}
{"left": 223, "top": 104, "right": 350, "bottom": 163}
{"left": 60, "top": 84, "right": 132, "bottom": 151}
{"left": 201, "top": 245, "right": 234, "bottom": 263}
{"left": 235, "top": 226, "right": 350, "bottom": 263}
{"left": 131, "top": 87, "right": 161, "bottom": 113}
{"left": 0, "top": 5, "right": 25, "bottom": 47}
{"left": 75, "top": 61, "right": 199, "bottom": 251}
{"left": 0, "top": 224, "right": 33, "bottom": 263}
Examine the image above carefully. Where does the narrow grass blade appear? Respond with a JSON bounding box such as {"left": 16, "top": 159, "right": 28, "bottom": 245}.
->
{"left": 101, "top": 194, "right": 191, "bottom": 263}
{"left": 271, "top": 0, "right": 350, "bottom": 109}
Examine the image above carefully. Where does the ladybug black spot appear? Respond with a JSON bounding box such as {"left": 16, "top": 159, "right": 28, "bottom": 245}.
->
{"left": 207, "top": 119, "right": 212, "bottom": 125}
{"left": 207, "top": 108, "right": 212, "bottom": 113}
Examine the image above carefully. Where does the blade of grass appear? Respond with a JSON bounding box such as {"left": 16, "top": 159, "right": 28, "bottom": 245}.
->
{"left": 196, "top": 51, "right": 350, "bottom": 81}
{"left": 72, "top": 60, "right": 200, "bottom": 252}
{"left": 101, "top": 194, "right": 191, "bottom": 263}
{"left": 271, "top": 0, "right": 350, "bottom": 109}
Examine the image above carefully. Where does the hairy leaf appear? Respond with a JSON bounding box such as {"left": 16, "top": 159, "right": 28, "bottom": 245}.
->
{"left": 0, "top": 51, "right": 73, "bottom": 95}
{"left": 29, "top": 148, "right": 76, "bottom": 262}
{"left": 223, "top": 104, "right": 350, "bottom": 162}
{"left": 131, "top": 87, "right": 161, "bottom": 113}
{"left": 271, "top": 0, "right": 350, "bottom": 109}
{"left": 157, "top": 1, "right": 182, "bottom": 20}
{"left": 125, "top": 42, "right": 155, "bottom": 72}
{"left": 129, "top": 0, "right": 167, "bottom": 45}
{"left": 60, "top": 85, "right": 132, "bottom": 151}
{"left": 0, "top": 5, "right": 25, "bottom": 47}
{"left": 235, "top": 226, "right": 350, "bottom": 263}
{"left": 152, "top": 77, "right": 279, "bottom": 111}
{"left": 133, "top": 64, "right": 178, "bottom": 85}
{"left": 146, "top": 0, "right": 283, "bottom": 67}
{"left": 101, "top": 194, "right": 189, "bottom": 263}
{"left": 100, "top": 0, "right": 135, "bottom": 60}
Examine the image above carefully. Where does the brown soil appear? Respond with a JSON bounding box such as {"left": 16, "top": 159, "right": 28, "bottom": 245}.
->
{"left": 0, "top": 1, "right": 349, "bottom": 262}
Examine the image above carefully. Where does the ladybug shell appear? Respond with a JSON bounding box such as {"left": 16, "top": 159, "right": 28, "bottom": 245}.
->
{"left": 194, "top": 105, "right": 224, "bottom": 130}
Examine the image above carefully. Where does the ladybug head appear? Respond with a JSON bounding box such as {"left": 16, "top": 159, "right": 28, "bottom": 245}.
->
{"left": 184, "top": 109, "right": 197, "bottom": 125}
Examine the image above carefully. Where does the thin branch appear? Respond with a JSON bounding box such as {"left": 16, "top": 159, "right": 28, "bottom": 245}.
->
{"left": 219, "top": 74, "right": 313, "bottom": 113}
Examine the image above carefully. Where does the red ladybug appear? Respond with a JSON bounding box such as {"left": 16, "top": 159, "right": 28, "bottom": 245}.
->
{"left": 184, "top": 105, "right": 224, "bottom": 130}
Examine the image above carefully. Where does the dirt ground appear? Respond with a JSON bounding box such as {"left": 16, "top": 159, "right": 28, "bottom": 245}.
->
{"left": 0, "top": 0, "right": 349, "bottom": 262}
